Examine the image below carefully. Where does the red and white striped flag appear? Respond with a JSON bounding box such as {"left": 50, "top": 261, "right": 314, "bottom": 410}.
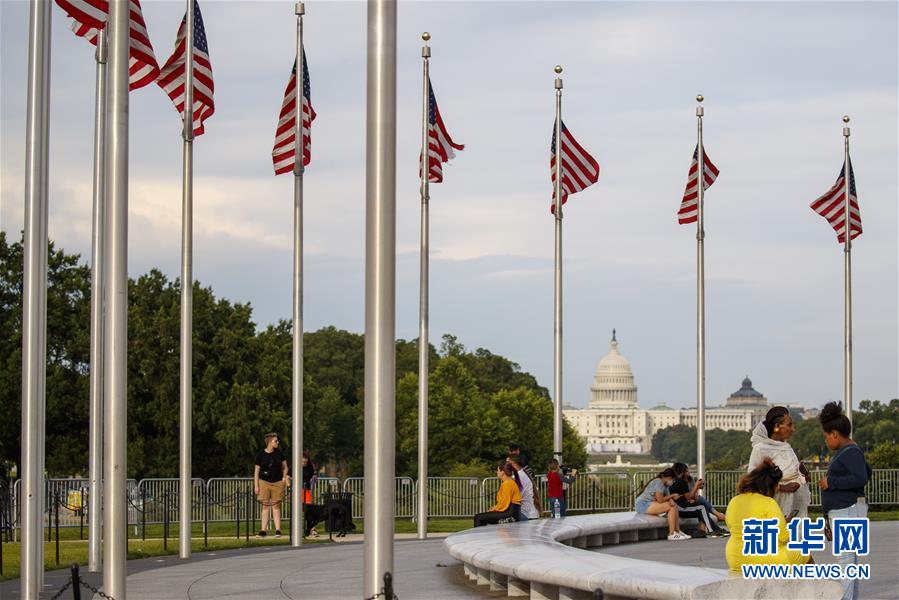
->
{"left": 550, "top": 121, "right": 599, "bottom": 213}
{"left": 422, "top": 77, "right": 464, "bottom": 183}
{"left": 810, "top": 159, "right": 862, "bottom": 243}
{"left": 272, "top": 48, "right": 316, "bottom": 175}
{"left": 54, "top": 0, "right": 160, "bottom": 90}
{"left": 156, "top": 0, "right": 215, "bottom": 136}
{"left": 678, "top": 145, "right": 719, "bottom": 224}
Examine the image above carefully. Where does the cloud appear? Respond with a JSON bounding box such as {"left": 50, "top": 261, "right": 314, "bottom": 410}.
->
{"left": 2, "top": 0, "right": 896, "bottom": 411}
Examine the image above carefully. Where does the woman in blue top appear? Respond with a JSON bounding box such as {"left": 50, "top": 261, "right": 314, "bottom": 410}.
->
{"left": 634, "top": 468, "right": 689, "bottom": 540}
{"left": 818, "top": 402, "right": 872, "bottom": 600}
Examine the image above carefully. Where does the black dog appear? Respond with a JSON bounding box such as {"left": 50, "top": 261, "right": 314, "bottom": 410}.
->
{"left": 303, "top": 499, "right": 355, "bottom": 537}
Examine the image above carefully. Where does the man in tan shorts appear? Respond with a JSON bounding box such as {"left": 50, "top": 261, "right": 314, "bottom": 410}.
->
{"left": 253, "top": 432, "right": 290, "bottom": 537}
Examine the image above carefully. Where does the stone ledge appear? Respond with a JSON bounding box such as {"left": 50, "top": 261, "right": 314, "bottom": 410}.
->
{"left": 444, "top": 512, "right": 842, "bottom": 600}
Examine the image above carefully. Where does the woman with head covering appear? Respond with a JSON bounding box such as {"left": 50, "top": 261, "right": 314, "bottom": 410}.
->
{"left": 748, "top": 406, "right": 810, "bottom": 520}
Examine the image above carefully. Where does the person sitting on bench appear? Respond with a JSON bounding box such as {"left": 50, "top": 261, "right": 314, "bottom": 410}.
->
{"left": 473, "top": 462, "right": 522, "bottom": 527}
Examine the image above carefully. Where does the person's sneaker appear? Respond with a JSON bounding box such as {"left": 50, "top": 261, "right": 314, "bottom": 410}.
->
{"left": 667, "top": 531, "right": 690, "bottom": 541}
{"left": 707, "top": 528, "right": 726, "bottom": 538}
{"left": 275, "top": 530, "right": 282, "bottom": 538}
{"left": 256, "top": 530, "right": 267, "bottom": 538}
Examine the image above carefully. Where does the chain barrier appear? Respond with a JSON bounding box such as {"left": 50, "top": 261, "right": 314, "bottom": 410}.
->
{"left": 49, "top": 564, "right": 117, "bottom": 600}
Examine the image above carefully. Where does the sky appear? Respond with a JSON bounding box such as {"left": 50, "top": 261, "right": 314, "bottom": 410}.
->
{"left": 1, "top": 1, "right": 897, "bottom": 411}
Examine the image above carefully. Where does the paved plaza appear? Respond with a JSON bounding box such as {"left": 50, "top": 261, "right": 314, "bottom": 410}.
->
{"left": 2, "top": 522, "right": 896, "bottom": 599}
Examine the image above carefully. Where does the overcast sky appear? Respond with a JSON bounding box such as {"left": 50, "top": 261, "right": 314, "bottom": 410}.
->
{"left": 2, "top": 1, "right": 896, "bottom": 411}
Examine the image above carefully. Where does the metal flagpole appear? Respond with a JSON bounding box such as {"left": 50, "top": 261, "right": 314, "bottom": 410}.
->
{"left": 552, "top": 65, "right": 564, "bottom": 464}
{"left": 695, "top": 94, "right": 707, "bottom": 484}
{"left": 20, "top": 1, "right": 51, "bottom": 596}
{"left": 290, "top": 0, "right": 305, "bottom": 548}
{"left": 88, "top": 26, "right": 108, "bottom": 574}
{"left": 416, "top": 30, "right": 431, "bottom": 541}
{"left": 842, "top": 115, "right": 852, "bottom": 423}
{"left": 104, "top": 0, "right": 130, "bottom": 594}
{"left": 179, "top": 0, "right": 196, "bottom": 561}
{"left": 364, "top": 0, "right": 397, "bottom": 595}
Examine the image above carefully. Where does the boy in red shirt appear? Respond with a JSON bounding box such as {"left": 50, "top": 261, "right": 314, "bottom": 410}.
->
{"left": 547, "top": 459, "right": 564, "bottom": 518}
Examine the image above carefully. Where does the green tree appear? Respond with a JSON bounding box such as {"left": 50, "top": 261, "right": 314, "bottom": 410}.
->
{"left": 867, "top": 441, "right": 899, "bottom": 469}
{"left": 0, "top": 232, "right": 91, "bottom": 478}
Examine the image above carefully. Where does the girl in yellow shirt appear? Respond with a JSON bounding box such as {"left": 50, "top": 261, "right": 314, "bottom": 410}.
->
{"left": 473, "top": 463, "right": 522, "bottom": 527}
{"left": 725, "top": 458, "right": 811, "bottom": 571}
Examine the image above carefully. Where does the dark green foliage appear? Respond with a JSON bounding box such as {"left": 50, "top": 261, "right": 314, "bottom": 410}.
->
{"left": 650, "top": 424, "right": 752, "bottom": 469}
{"left": 0, "top": 235, "right": 585, "bottom": 480}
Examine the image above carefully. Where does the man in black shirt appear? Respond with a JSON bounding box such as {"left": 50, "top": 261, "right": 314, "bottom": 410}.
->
{"left": 254, "top": 432, "right": 289, "bottom": 537}
{"left": 670, "top": 462, "right": 728, "bottom": 537}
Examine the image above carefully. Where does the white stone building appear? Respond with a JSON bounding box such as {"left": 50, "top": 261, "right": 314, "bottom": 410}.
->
{"left": 563, "top": 331, "right": 769, "bottom": 453}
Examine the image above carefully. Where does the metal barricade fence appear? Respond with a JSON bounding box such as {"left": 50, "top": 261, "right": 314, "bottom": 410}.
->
{"left": 420, "top": 477, "right": 485, "bottom": 518}
{"left": 135, "top": 478, "right": 205, "bottom": 525}
{"left": 8, "top": 469, "right": 899, "bottom": 533}
{"left": 869, "top": 469, "right": 899, "bottom": 505}
{"left": 342, "top": 476, "right": 415, "bottom": 519}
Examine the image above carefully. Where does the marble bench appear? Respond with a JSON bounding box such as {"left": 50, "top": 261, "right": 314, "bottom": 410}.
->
{"left": 443, "top": 512, "right": 842, "bottom": 600}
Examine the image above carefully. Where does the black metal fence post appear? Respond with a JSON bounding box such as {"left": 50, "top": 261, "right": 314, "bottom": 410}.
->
{"left": 71, "top": 564, "right": 82, "bottom": 600}
{"left": 79, "top": 488, "right": 84, "bottom": 540}
{"left": 235, "top": 490, "right": 240, "bottom": 540}
{"left": 383, "top": 572, "right": 394, "bottom": 599}
{"left": 163, "top": 492, "right": 169, "bottom": 551}
{"left": 203, "top": 487, "right": 209, "bottom": 548}
{"left": 244, "top": 489, "right": 250, "bottom": 545}
{"left": 54, "top": 491, "right": 60, "bottom": 565}
{"left": 592, "top": 479, "right": 598, "bottom": 514}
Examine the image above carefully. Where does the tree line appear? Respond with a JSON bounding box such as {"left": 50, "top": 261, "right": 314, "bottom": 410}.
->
{"left": 650, "top": 399, "right": 899, "bottom": 469}
{"left": 0, "top": 232, "right": 587, "bottom": 481}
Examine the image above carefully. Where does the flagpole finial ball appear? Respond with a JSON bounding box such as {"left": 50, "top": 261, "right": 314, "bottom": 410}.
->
{"left": 422, "top": 32, "right": 430, "bottom": 41}
{"left": 842, "top": 115, "right": 850, "bottom": 123}
{"left": 696, "top": 94, "right": 704, "bottom": 103}
{"left": 554, "top": 65, "right": 563, "bottom": 74}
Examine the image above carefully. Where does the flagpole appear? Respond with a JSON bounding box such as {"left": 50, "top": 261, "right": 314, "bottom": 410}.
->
{"left": 553, "top": 65, "right": 564, "bottom": 464}
{"left": 179, "top": 0, "right": 196, "bottom": 561}
{"left": 290, "top": 0, "right": 305, "bottom": 548}
{"left": 416, "top": 31, "right": 431, "bottom": 541}
{"left": 20, "top": 0, "right": 51, "bottom": 595}
{"left": 104, "top": 0, "right": 130, "bottom": 593}
{"left": 87, "top": 26, "right": 108, "bottom": 574}
{"left": 364, "top": 0, "right": 397, "bottom": 595}
{"left": 695, "top": 94, "right": 706, "bottom": 484}
{"left": 842, "top": 115, "right": 852, "bottom": 423}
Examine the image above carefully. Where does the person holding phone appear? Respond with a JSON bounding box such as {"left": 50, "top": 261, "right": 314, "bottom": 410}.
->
{"left": 670, "top": 463, "right": 728, "bottom": 536}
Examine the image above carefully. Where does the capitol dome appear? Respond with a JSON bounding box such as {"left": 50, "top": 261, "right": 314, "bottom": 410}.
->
{"left": 589, "top": 330, "right": 638, "bottom": 408}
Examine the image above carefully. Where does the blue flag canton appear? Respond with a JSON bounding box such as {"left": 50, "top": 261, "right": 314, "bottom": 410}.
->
{"left": 787, "top": 518, "right": 827, "bottom": 555}
{"left": 427, "top": 78, "right": 440, "bottom": 126}
{"left": 192, "top": 1, "right": 209, "bottom": 53}
{"left": 290, "top": 49, "right": 312, "bottom": 104}
{"left": 840, "top": 158, "right": 857, "bottom": 196}
{"left": 550, "top": 121, "right": 569, "bottom": 154}
{"left": 742, "top": 518, "right": 780, "bottom": 556}
{"left": 832, "top": 518, "right": 870, "bottom": 556}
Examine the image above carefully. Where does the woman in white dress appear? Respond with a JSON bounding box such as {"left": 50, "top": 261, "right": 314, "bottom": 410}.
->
{"left": 748, "top": 406, "right": 811, "bottom": 520}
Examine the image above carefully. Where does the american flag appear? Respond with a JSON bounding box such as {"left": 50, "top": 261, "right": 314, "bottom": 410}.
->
{"left": 156, "top": 0, "right": 215, "bottom": 136}
{"left": 272, "top": 49, "right": 316, "bottom": 175}
{"left": 54, "top": 0, "right": 160, "bottom": 90}
{"left": 422, "top": 77, "right": 464, "bottom": 183}
{"left": 810, "top": 159, "right": 862, "bottom": 243}
{"left": 677, "top": 145, "right": 719, "bottom": 224}
{"left": 550, "top": 120, "right": 599, "bottom": 212}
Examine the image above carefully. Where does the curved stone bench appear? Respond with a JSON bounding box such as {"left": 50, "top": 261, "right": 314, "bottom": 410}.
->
{"left": 444, "top": 512, "right": 842, "bottom": 600}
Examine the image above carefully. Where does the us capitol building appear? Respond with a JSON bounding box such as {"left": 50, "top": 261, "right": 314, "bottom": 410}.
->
{"left": 563, "top": 331, "right": 770, "bottom": 454}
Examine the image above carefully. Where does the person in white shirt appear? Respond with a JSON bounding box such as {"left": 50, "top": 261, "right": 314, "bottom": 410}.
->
{"left": 748, "top": 406, "right": 810, "bottom": 520}
{"left": 507, "top": 455, "right": 540, "bottom": 520}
